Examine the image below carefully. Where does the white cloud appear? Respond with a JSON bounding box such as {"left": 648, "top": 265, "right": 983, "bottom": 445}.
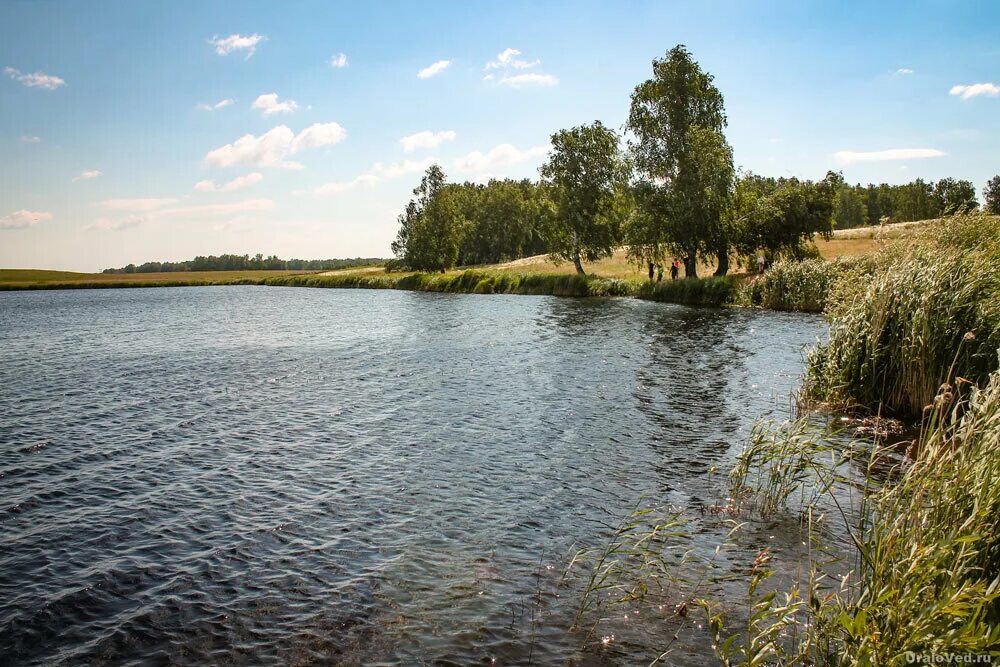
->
{"left": 155, "top": 199, "right": 274, "bottom": 218}
{"left": 86, "top": 215, "right": 146, "bottom": 232}
{"left": 369, "top": 158, "right": 436, "bottom": 179}
{"left": 833, "top": 148, "right": 946, "bottom": 164}
{"left": 485, "top": 48, "right": 539, "bottom": 70}
{"left": 894, "top": 68, "right": 913, "bottom": 76}
{"left": 252, "top": 93, "right": 298, "bottom": 116}
{"left": 312, "top": 158, "right": 435, "bottom": 196}
{"left": 209, "top": 33, "right": 265, "bottom": 58}
{"left": 313, "top": 173, "right": 381, "bottom": 196}
{"left": 329, "top": 53, "right": 348, "bottom": 68}
{"left": 949, "top": 82, "right": 1000, "bottom": 100}
{"left": 4, "top": 66, "right": 65, "bottom": 90}
{"left": 497, "top": 73, "right": 558, "bottom": 88}
{"left": 291, "top": 122, "right": 347, "bottom": 152}
{"left": 454, "top": 143, "right": 549, "bottom": 172}
{"left": 21, "top": 135, "right": 41, "bottom": 143}
{"left": 417, "top": 60, "right": 451, "bottom": 79}
{"left": 1, "top": 209, "right": 52, "bottom": 230}
{"left": 482, "top": 49, "right": 556, "bottom": 88}
{"left": 97, "top": 198, "right": 179, "bottom": 212}
{"left": 196, "top": 98, "right": 234, "bottom": 111}
{"left": 400, "top": 130, "right": 457, "bottom": 152}
{"left": 194, "top": 172, "right": 263, "bottom": 193}
{"left": 205, "top": 126, "right": 298, "bottom": 169}
{"left": 72, "top": 170, "right": 102, "bottom": 182}
{"left": 204, "top": 123, "right": 346, "bottom": 170}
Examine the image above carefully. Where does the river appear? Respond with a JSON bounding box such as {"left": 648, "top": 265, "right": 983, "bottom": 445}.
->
{"left": 0, "top": 286, "right": 826, "bottom": 665}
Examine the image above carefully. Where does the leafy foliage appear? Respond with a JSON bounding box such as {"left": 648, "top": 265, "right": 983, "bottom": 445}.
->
{"left": 627, "top": 44, "right": 732, "bottom": 277}
{"left": 539, "top": 121, "right": 631, "bottom": 274}
{"left": 984, "top": 175, "right": 1000, "bottom": 215}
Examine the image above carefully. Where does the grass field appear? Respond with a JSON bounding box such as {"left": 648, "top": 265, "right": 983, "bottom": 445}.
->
{"left": 0, "top": 269, "right": 313, "bottom": 288}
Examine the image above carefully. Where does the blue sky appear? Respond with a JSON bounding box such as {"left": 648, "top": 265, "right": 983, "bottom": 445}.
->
{"left": 2, "top": 0, "right": 998, "bottom": 272}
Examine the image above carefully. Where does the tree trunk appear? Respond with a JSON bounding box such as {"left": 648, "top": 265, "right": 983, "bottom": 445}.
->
{"left": 648, "top": 262, "right": 655, "bottom": 281}
{"left": 572, "top": 234, "right": 585, "bottom": 275}
{"left": 684, "top": 252, "right": 698, "bottom": 279}
{"left": 713, "top": 242, "right": 729, "bottom": 277}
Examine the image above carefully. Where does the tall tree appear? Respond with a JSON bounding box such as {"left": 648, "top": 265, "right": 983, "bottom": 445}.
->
{"left": 625, "top": 181, "right": 669, "bottom": 280}
{"left": 391, "top": 164, "right": 446, "bottom": 263}
{"left": 627, "top": 44, "right": 732, "bottom": 277}
{"left": 539, "top": 121, "right": 629, "bottom": 274}
{"left": 933, "top": 177, "right": 978, "bottom": 213}
{"left": 404, "top": 183, "right": 467, "bottom": 272}
{"left": 833, "top": 184, "right": 868, "bottom": 229}
{"left": 728, "top": 171, "right": 835, "bottom": 258}
{"left": 985, "top": 175, "right": 1000, "bottom": 216}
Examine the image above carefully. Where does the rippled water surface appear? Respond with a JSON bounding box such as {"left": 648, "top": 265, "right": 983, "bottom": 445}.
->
{"left": 0, "top": 286, "right": 825, "bottom": 665}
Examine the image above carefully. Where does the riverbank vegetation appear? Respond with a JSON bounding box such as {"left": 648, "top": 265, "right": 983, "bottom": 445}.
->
{"left": 804, "top": 212, "right": 1000, "bottom": 418}
{"left": 560, "top": 210, "right": 1000, "bottom": 663}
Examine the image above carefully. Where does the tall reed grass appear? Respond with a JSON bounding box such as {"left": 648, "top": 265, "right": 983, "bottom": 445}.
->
{"left": 712, "top": 374, "right": 1000, "bottom": 664}
{"left": 805, "top": 213, "right": 1000, "bottom": 418}
{"left": 637, "top": 276, "right": 737, "bottom": 307}
{"left": 734, "top": 257, "right": 873, "bottom": 313}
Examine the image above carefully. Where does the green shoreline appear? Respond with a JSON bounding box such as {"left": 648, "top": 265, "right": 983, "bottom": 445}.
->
{"left": 0, "top": 270, "right": 753, "bottom": 309}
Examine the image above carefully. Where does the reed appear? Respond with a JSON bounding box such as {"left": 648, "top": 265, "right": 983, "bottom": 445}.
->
{"left": 637, "top": 275, "right": 737, "bottom": 307}
{"left": 712, "top": 375, "right": 1000, "bottom": 664}
{"left": 734, "top": 257, "right": 873, "bottom": 313}
{"left": 805, "top": 213, "right": 1000, "bottom": 418}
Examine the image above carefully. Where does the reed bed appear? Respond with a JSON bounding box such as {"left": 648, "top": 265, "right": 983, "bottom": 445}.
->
{"left": 805, "top": 213, "right": 1000, "bottom": 418}
{"left": 711, "top": 374, "right": 1000, "bottom": 664}
{"left": 637, "top": 275, "right": 737, "bottom": 307}
{"left": 734, "top": 257, "right": 873, "bottom": 313}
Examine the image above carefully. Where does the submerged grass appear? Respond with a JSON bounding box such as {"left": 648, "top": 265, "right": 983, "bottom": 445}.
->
{"left": 710, "top": 375, "right": 1000, "bottom": 665}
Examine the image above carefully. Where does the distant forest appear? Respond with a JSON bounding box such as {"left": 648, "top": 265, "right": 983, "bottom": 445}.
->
{"left": 102, "top": 254, "right": 385, "bottom": 274}
{"left": 831, "top": 176, "right": 979, "bottom": 229}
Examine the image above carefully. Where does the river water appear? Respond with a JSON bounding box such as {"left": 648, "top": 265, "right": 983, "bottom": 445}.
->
{"left": 0, "top": 286, "right": 826, "bottom": 665}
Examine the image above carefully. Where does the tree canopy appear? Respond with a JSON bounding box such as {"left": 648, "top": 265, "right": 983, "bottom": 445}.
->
{"left": 627, "top": 45, "right": 733, "bottom": 277}
{"left": 538, "top": 121, "right": 630, "bottom": 274}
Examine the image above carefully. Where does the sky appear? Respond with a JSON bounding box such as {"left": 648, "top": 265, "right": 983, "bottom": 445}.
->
{"left": 1, "top": 0, "right": 998, "bottom": 272}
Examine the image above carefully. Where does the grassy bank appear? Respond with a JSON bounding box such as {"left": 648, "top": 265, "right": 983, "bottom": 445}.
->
{"left": 264, "top": 269, "right": 640, "bottom": 298}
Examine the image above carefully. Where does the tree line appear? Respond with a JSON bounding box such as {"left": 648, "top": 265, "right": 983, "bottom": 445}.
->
{"left": 103, "top": 254, "right": 384, "bottom": 274}
{"left": 392, "top": 44, "right": 998, "bottom": 278}
{"left": 831, "top": 176, "right": 980, "bottom": 229}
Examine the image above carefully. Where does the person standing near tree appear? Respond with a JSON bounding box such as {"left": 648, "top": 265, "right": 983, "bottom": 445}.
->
{"left": 670, "top": 259, "right": 679, "bottom": 280}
